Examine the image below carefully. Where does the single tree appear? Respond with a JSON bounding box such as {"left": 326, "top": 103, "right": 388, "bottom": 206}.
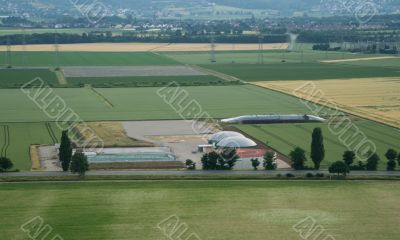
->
{"left": 310, "top": 128, "right": 325, "bottom": 170}
{"left": 0, "top": 157, "right": 13, "bottom": 172}
{"left": 385, "top": 149, "right": 398, "bottom": 161}
{"left": 387, "top": 159, "right": 396, "bottom": 171}
{"left": 342, "top": 150, "right": 356, "bottom": 166}
{"left": 201, "top": 151, "right": 219, "bottom": 170}
{"left": 185, "top": 159, "right": 196, "bottom": 170}
{"left": 385, "top": 149, "right": 398, "bottom": 171}
{"left": 251, "top": 158, "right": 260, "bottom": 170}
{"left": 329, "top": 161, "right": 350, "bottom": 176}
{"left": 289, "top": 147, "right": 307, "bottom": 170}
{"left": 221, "top": 149, "right": 239, "bottom": 170}
{"left": 59, "top": 130, "right": 72, "bottom": 171}
{"left": 263, "top": 152, "right": 277, "bottom": 170}
{"left": 366, "top": 153, "right": 380, "bottom": 171}
{"left": 70, "top": 151, "right": 89, "bottom": 177}
{"left": 397, "top": 152, "right": 400, "bottom": 164}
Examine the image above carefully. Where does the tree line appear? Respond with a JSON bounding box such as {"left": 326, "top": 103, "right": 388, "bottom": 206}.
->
{"left": 288, "top": 128, "right": 400, "bottom": 176}
{"left": 59, "top": 130, "right": 89, "bottom": 177}
{"left": 0, "top": 32, "right": 287, "bottom": 45}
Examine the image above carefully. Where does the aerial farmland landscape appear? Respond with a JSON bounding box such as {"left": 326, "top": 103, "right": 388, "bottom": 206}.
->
{"left": 0, "top": 1, "right": 399, "bottom": 240}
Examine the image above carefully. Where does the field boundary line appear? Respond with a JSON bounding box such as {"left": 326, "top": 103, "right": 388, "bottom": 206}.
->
{"left": 86, "top": 85, "right": 114, "bottom": 108}
{"left": 0, "top": 125, "right": 10, "bottom": 157}
{"left": 189, "top": 65, "right": 244, "bottom": 83}
{"left": 45, "top": 122, "right": 58, "bottom": 144}
{"left": 253, "top": 83, "right": 400, "bottom": 130}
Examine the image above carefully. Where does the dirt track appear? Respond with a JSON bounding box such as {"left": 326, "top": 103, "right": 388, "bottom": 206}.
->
{"left": 0, "top": 43, "right": 288, "bottom": 52}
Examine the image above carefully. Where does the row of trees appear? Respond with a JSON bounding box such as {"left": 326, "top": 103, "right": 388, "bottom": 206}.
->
{"left": 288, "top": 127, "right": 400, "bottom": 175}
{"left": 250, "top": 152, "right": 277, "bottom": 170}
{"left": 59, "top": 130, "right": 89, "bottom": 176}
{"left": 200, "top": 150, "right": 239, "bottom": 170}
{"left": 0, "top": 32, "right": 287, "bottom": 45}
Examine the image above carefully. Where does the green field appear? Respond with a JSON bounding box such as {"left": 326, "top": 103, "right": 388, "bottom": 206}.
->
{"left": 235, "top": 121, "right": 400, "bottom": 169}
{"left": 201, "top": 63, "right": 400, "bottom": 81}
{"left": 164, "top": 50, "right": 381, "bottom": 65}
{"left": 66, "top": 75, "right": 232, "bottom": 88}
{"left": 0, "top": 85, "right": 315, "bottom": 122}
{"left": 0, "top": 122, "right": 61, "bottom": 170}
{"left": 0, "top": 52, "right": 178, "bottom": 66}
{"left": 0, "top": 69, "right": 59, "bottom": 88}
{"left": 1, "top": 181, "right": 399, "bottom": 240}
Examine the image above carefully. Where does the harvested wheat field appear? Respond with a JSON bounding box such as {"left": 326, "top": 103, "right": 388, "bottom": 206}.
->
{"left": 0, "top": 42, "right": 288, "bottom": 52}
{"left": 73, "top": 121, "right": 153, "bottom": 148}
{"left": 255, "top": 78, "right": 400, "bottom": 128}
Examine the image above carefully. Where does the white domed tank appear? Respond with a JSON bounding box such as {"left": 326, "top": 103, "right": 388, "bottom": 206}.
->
{"left": 216, "top": 136, "right": 257, "bottom": 148}
{"left": 208, "top": 131, "right": 244, "bottom": 144}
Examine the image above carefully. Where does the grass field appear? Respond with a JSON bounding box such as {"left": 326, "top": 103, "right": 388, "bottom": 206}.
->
{"left": 66, "top": 75, "right": 231, "bottom": 88}
{"left": 256, "top": 78, "right": 400, "bottom": 128}
{"left": 0, "top": 122, "right": 61, "bottom": 170}
{"left": 0, "top": 85, "right": 316, "bottom": 122}
{"left": 0, "top": 69, "right": 59, "bottom": 88}
{"left": 1, "top": 181, "right": 400, "bottom": 240}
{"left": 0, "top": 52, "right": 179, "bottom": 66}
{"left": 234, "top": 121, "right": 400, "bottom": 169}
{"left": 201, "top": 63, "right": 400, "bottom": 81}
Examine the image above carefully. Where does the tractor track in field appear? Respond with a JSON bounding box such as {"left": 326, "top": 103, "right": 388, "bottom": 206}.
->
{"left": 0, "top": 125, "right": 10, "bottom": 157}
{"left": 45, "top": 122, "right": 57, "bottom": 144}
{"left": 189, "top": 65, "right": 244, "bottom": 83}
{"left": 252, "top": 125, "right": 297, "bottom": 149}
{"left": 294, "top": 125, "right": 345, "bottom": 148}
{"left": 86, "top": 85, "right": 114, "bottom": 108}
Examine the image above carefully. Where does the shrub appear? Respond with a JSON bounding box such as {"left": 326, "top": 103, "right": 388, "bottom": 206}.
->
{"left": 0, "top": 157, "right": 13, "bottom": 172}
{"left": 285, "top": 173, "right": 295, "bottom": 178}
{"left": 185, "top": 159, "right": 196, "bottom": 170}
{"left": 305, "top": 173, "right": 314, "bottom": 178}
{"left": 315, "top": 173, "right": 325, "bottom": 178}
{"left": 329, "top": 161, "right": 350, "bottom": 176}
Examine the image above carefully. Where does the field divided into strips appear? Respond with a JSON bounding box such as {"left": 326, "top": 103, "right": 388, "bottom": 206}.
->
{"left": 0, "top": 52, "right": 179, "bottom": 66}
{"left": 235, "top": 121, "right": 400, "bottom": 169}
{"left": 1, "top": 181, "right": 400, "bottom": 240}
{"left": 0, "top": 123, "right": 61, "bottom": 170}
{"left": 201, "top": 63, "right": 400, "bottom": 81}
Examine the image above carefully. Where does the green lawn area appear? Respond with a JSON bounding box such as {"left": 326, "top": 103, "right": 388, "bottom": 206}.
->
{"left": 0, "top": 122, "right": 61, "bottom": 170}
{"left": 0, "top": 52, "right": 179, "bottom": 66}
{"left": 1, "top": 181, "right": 399, "bottom": 240}
{"left": 201, "top": 62, "right": 400, "bottom": 81}
{"left": 66, "top": 75, "right": 231, "bottom": 88}
{"left": 0, "top": 85, "right": 315, "bottom": 122}
{"left": 235, "top": 121, "right": 400, "bottom": 169}
{"left": 0, "top": 69, "right": 59, "bottom": 88}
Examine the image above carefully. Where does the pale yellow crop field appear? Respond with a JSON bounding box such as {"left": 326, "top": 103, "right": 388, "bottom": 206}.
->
{"left": 0, "top": 43, "right": 288, "bottom": 52}
{"left": 255, "top": 78, "right": 400, "bottom": 128}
